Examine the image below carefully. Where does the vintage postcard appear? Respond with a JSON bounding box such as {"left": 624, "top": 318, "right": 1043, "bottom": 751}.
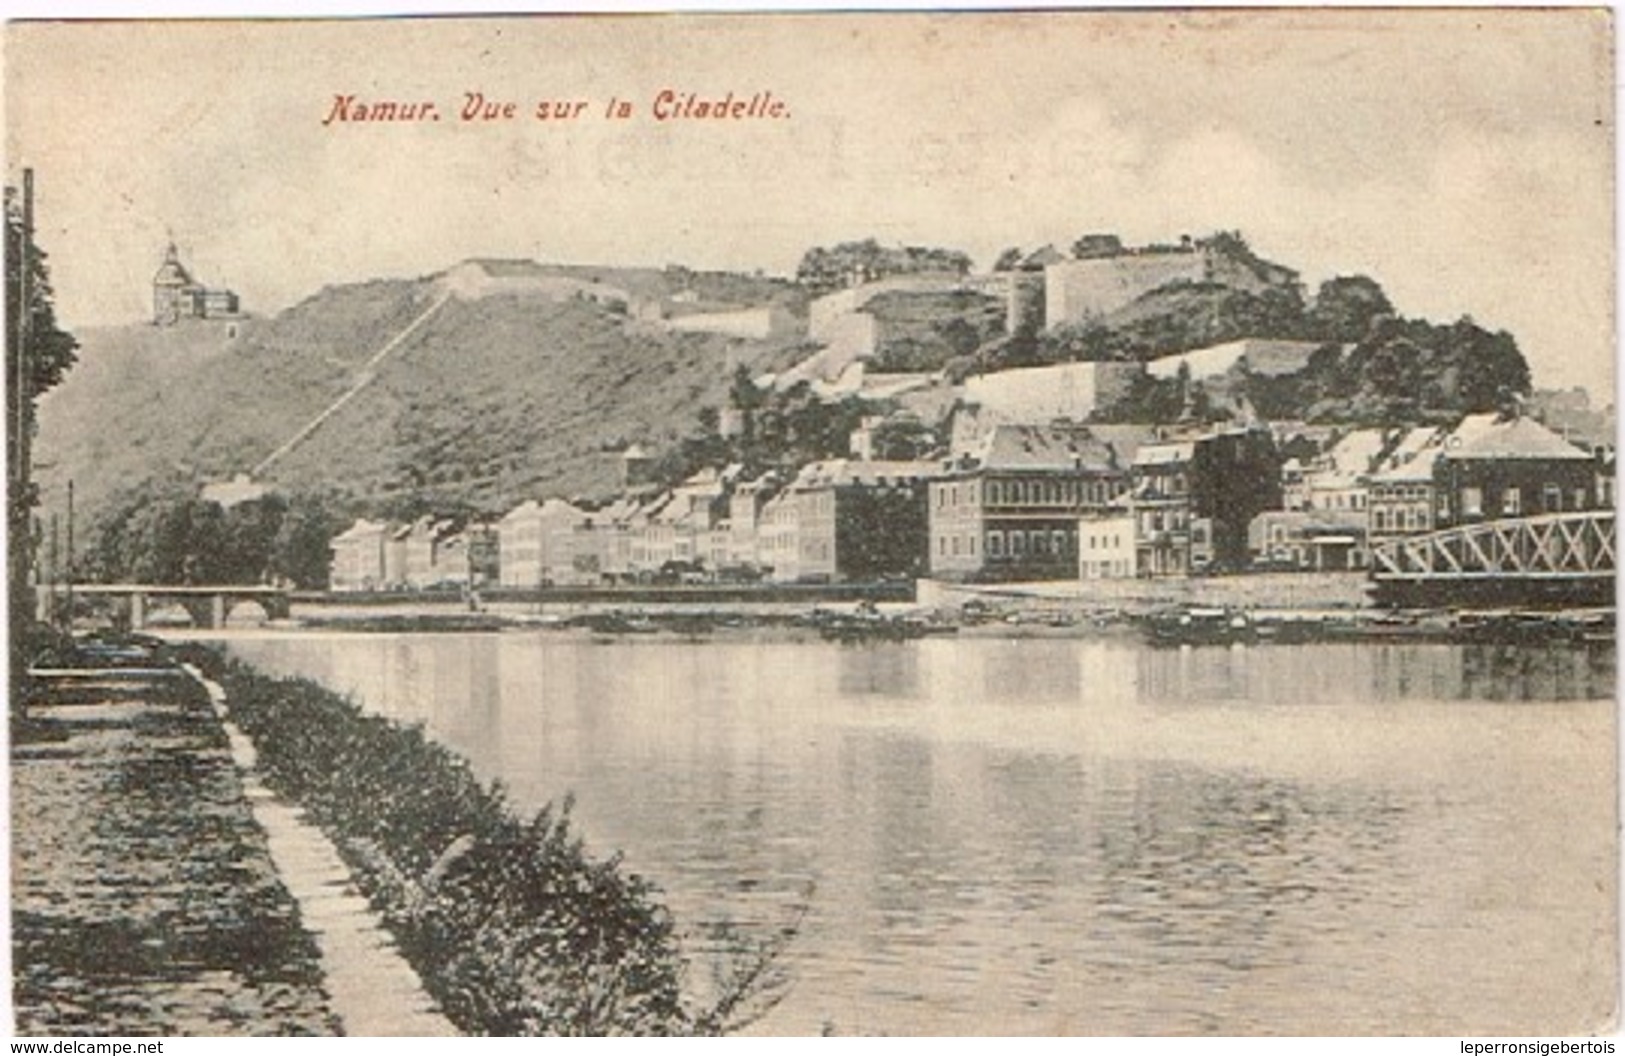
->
{"left": 5, "top": 9, "right": 1617, "bottom": 1040}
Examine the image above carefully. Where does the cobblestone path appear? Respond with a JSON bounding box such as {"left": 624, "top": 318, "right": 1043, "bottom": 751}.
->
{"left": 11, "top": 673, "right": 340, "bottom": 1035}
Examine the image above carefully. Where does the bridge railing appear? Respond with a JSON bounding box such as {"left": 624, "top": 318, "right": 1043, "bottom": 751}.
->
{"left": 1371, "top": 510, "right": 1615, "bottom": 580}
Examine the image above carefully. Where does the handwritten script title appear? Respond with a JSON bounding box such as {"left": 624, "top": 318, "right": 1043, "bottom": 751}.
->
{"left": 322, "top": 91, "right": 791, "bottom": 126}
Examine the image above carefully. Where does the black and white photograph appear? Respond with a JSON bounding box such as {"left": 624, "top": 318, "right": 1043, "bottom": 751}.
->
{"left": 4, "top": 8, "right": 1617, "bottom": 1039}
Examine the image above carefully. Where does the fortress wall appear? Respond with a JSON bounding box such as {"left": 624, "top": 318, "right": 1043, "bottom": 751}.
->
{"left": 1044, "top": 253, "right": 1209, "bottom": 329}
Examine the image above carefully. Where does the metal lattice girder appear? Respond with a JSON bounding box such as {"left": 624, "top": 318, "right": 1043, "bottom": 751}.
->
{"left": 1371, "top": 510, "right": 1615, "bottom": 581}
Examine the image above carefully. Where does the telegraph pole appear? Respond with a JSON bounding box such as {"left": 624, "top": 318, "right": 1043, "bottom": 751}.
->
{"left": 9, "top": 167, "right": 36, "bottom": 641}
{"left": 64, "top": 478, "right": 73, "bottom": 628}
{"left": 13, "top": 168, "right": 31, "bottom": 488}
{"left": 47, "top": 513, "right": 58, "bottom": 627}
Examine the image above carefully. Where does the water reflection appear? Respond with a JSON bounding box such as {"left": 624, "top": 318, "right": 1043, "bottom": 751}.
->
{"left": 229, "top": 634, "right": 1615, "bottom": 1035}
{"left": 836, "top": 645, "right": 922, "bottom": 699}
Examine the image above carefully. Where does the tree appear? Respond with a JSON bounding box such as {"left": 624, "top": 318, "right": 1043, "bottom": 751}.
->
{"left": 867, "top": 416, "right": 937, "bottom": 460}
{"left": 7, "top": 177, "right": 79, "bottom": 652}
{"left": 269, "top": 495, "right": 341, "bottom": 589}
{"left": 992, "top": 247, "right": 1023, "bottom": 272}
{"left": 727, "top": 363, "right": 765, "bottom": 446}
{"left": 1453, "top": 322, "right": 1531, "bottom": 411}
{"left": 793, "top": 239, "right": 972, "bottom": 295}
{"left": 1308, "top": 275, "right": 1394, "bottom": 342}
{"left": 88, "top": 487, "right": 345, "bottom": 589}
{"left": 1070, "top": 233, "right": 1124, "bottom": 260}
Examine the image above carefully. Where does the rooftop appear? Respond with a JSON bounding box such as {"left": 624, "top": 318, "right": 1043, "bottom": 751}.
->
{"left": 971, "top": 424, "right": 1133, "bottom": 473}
{"left": 1442, "top": 414, "right": 1591, "bottom": 462}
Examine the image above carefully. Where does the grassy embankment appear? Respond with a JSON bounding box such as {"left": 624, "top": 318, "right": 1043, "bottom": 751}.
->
{"left": 181, "top": 647, "right": 794, "bottom": 1036}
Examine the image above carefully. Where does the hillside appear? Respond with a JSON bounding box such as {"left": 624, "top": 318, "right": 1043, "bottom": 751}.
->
{"left": 862, "top": 288, "right": 1007, "bottom": 373}
{"left": 36, "top": 263, "right": 807, "bottom": 532}
{"left": 39, "top": 234, "right": 1537, "bottom": 543}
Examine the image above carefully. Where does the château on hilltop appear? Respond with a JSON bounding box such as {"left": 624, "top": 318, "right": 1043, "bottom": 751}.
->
{"left": 152, "top": 241, "right": 240, "bottom": 325}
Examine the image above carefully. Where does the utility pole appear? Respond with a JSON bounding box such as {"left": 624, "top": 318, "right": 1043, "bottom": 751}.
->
{"left": 47, "top": 513, "right": 57, "bottom": 626}
{"left": 13, "top": 168, "right": 31, "bottom": 490}
{"left": 64, "top": 478, "right": 73, "bottom": 629}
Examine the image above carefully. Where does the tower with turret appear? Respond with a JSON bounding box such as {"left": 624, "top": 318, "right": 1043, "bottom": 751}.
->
{"left": 152, "top": 241, "right": 239, "bottom": 325}
{"left": 152, "top": 242, "right": 196, "bottom": 325}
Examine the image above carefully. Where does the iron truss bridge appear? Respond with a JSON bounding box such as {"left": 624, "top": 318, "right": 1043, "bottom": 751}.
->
{"left": 1370, "top": 510, "right": 1615, "bottom": 609}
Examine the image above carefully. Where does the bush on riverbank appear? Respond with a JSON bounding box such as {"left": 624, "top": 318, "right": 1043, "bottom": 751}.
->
{"left": 183, "top": 648, "right": 789, "bottom": 1035}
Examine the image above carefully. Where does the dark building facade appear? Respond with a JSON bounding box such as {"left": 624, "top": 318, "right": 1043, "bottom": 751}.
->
{"left": 1370, "top": 413, "right": 1600, "bottom": 543}
{"left": 789, "top": 460, "right": 935, "bottom": 582}
{"left": 1132, "top": 426, "right": 1282, "bottom": 575}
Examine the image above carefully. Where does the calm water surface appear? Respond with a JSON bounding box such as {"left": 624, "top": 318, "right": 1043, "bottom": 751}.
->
{"left": 227, "top": 633, "right": 1616, "bottom": 1035}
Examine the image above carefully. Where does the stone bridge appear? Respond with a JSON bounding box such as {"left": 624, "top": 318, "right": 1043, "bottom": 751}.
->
{"left": 39, "top": 584, "right": 293, "bottom": 630}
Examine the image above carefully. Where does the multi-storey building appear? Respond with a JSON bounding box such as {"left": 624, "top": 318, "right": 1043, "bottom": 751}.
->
{"left": 758, "top": 489, "right": 801, "bottom": 581}
{"left": 1368, "top": 412, "right": 1598, "bottom": 544}
{"left": 929, "top": 423, "right": 1144, "bottom": 581}
{"left": 784, "top": 460, "right": 936, "bottom": 583}
{"left": 402, "top": 518, "right": 464, "bottom": 589}
{"left": 328, "top": 519, "right": 391, "bottom": 592}
{"left": 1078, "top": 509, "right": 1137, "bottom": 579}
{"left": 497, "top": 498, "right": 591, "bottom": 588}
{"left": 1131, "top": 427, "right": 1282, "bottom": 575}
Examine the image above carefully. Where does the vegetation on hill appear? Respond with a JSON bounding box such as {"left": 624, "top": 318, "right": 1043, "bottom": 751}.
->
{"left": 794, "top": 239, "right": 973, "bottom": 295}
{"left": 650, "top": 368, "right": 869, "bottom": 487}
{"left": 83, "top": 479, "right": 343, "bottom": 589}
{"left": 862, "top": 289, "right": 1006, "bottom": 373}
{"left": 944, "top": 259, "right": 1530, "bottom": 426}
{"left": 1241, "top": 314, "right": 1531, "bottom": 424}
{"left": 46, "top": 234, "right": 1539, "bottom": 573}
{"left": 38, "top": 266, "right": 809, "bottom": 548}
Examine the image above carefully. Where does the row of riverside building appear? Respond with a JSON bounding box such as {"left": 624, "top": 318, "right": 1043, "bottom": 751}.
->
{"left": 328, "top": 408, "right": 1612, "bottom": 592}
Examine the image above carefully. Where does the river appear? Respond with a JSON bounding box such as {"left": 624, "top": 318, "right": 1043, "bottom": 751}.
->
{"left": 225, "top": 632, "right": 1616, "bottom": 1036}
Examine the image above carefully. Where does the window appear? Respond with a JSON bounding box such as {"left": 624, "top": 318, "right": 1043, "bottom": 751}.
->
{"left": 938, "top": 536, "right": 947, "bottom": 556}
{"left": 1544, "top": 484, "right": 1563, "bottom": 512}
{"left": 988, "top": 482, "right": 1002, "bottom": 505}
{"left": 969, "top": 535, "right": 977, "bottom": 557}
{"left": 1462, "top": 487, "right": 1483, "bottom": 518}
{"left": 1053, "top": 530, "right": 1068, "bottom": 555}
{"left": 1374, "top": 509, "right": 1387, "bottom": 531}
{"left": 952, "top": 536, "right": 960, "bottom": 556}
{"left": 988, "top": 532, "right": 1004, "bottom": 556}
{"left": 1575, "top": 488, "right": 1588, "bottom": 510}
{"left": 1503, "top": 487, "right": 1521, "bottom": 516}
{"left": 1012, "top": 533, "right": 1026, "bottom": 555}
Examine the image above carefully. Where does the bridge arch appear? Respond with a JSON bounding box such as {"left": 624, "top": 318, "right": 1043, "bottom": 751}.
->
{"left": 224, "top": 599, "right": 271, "bottom": 626}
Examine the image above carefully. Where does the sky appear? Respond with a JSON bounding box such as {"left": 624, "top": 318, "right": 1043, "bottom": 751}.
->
{"left": 3, "top": 9, "right": 1615, "bottom": 394}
